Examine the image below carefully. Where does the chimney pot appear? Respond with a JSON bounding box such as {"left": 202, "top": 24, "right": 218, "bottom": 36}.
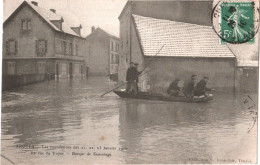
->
{"left": 91, "top": 26, "right": 95, "bottom": 33}
{"left": 50, "top": 9, "right": 56, "bottom": 13}
{"left": 31, "top": 1, "right": 38, "bottom": 6}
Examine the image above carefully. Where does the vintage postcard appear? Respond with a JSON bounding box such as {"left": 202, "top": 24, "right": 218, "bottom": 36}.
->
{"left": 1, "top": 0, "right": 259, "bottom": 164}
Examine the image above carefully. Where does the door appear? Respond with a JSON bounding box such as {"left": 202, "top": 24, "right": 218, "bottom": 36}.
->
{"left": 242, "top": 68, "right": 258, "bottom": 93}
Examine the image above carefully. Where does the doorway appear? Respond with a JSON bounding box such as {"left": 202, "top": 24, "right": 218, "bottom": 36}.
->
{"left": 242, "top": 68, "right": 258, "bottom": 93}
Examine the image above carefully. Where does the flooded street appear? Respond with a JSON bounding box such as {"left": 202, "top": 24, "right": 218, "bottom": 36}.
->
{"left": 1, "top": 77, "right": 257, "bottom": 164}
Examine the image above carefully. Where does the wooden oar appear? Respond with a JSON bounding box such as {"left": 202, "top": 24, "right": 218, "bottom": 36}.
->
{"left": 100, "top": 44, "right": 165, "bottom": 97}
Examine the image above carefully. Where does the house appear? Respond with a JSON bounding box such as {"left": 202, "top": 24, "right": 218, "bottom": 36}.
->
{"left": 118, "top": 0, "right": 213, "bottom": 83}
{"left": 86, "top": 27, "right": 120, "bottom": 81}
{"left": 119, "top": 14, "right": 236, "bottom": 93}
{"left": 3, "top": 1, "right": 86, "bottom": 89}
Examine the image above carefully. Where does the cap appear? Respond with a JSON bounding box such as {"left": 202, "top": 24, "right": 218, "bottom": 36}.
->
{"left": 191, "top": 75, "right": 197, "bottom": 78}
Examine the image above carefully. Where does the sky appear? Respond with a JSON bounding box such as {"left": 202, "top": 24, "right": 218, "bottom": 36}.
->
{"left": 3, "top": 0, "right": 128, "bottom": 37}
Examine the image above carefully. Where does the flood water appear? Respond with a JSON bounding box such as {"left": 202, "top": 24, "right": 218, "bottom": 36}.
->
{"left": 1, "top": 77, "right": 257, "bottom": 164}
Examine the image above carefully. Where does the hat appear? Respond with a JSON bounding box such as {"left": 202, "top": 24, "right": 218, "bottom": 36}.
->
{"left": 191, "top": 75, "right": 197, "bottom": 78}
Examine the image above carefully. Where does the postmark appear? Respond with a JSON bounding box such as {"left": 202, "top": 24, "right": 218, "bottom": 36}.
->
{"left": 212, "top": 0, "right": 259, "bottom": 44}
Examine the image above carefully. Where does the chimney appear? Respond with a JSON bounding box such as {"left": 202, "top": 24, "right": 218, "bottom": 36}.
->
{"left": 31, "top": 1, "right": 38, "bottom": 6}
{"left": 50, "top": 9, "right": 56, "bottom": 13}
{"left": 91, "top": 26, "right": 95, "bottom": 33}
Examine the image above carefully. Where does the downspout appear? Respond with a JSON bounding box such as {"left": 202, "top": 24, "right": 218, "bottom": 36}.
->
{"left": 129, "top": 2, "right": 132, "bottom": 63}
{"left": 226, "top": 44, "right": 237, "bottom": 93}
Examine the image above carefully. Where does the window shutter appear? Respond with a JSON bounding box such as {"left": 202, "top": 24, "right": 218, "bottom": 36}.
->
{"left": 36, "top": 40, "right": 39, "bottom": 54}
{"left": 6, "top": 41, "right": 9, "bottom": 53}
{"left": 71, "top": 43, "right": 74, "bottom": 55}
{"left": 15, "top": 41, "right": 18, "bottom": 53}
{"left": 45, "top": 40, "right": 48, "bottom": 53}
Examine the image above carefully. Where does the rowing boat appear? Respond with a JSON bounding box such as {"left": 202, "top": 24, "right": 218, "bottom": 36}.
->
{"left": 113, "top": 90, "right": 213, "bottom": 103}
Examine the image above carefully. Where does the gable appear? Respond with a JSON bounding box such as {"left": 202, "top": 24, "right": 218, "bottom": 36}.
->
{"left": 4, "top": 1, "right": 83, "bottom": 38}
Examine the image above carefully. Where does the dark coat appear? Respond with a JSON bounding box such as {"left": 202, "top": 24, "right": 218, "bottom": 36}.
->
{"left": 167, "top": 80, "right": 180, "bottom": 93}
{"left": 126, "top": 67, "right": 140, "bottom": 82}
{"left": 182, "top": 79, "right": 195, "bottom": 95}
{"left": 194, "top": 79, "right": 211, "bottom": 96}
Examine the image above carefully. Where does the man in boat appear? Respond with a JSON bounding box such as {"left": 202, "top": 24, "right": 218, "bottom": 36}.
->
{"left": 167, "top": 78, "right": 181, "bottom": 97}
{"left": 126, "top": 62, "right": 139, "bottom": 93}
{"left": 182, "top": 75, "right": 197, "bottom": 98}
{"left": 194, "top": 76, "right": 211, "bottom": 97}
{"left": 133, "top": 63, "right": 142, "bottom": 92}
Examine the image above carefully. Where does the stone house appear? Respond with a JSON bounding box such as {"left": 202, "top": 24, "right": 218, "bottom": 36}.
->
{"left": 3, "top": 1, "right": 86, "bottom": 89}
{"left": 118, "top": 0, "right": 213, "bottom": 83}
{"left": 86, "top": 27, "right": 120, "bottom": 81}
{"left": 119, "top": 14, "right": 236, "bottom": 93}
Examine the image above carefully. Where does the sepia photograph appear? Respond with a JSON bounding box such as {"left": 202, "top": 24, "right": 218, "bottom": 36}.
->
{"left": 1, "top": 0, "right": 259, "bottom": 164}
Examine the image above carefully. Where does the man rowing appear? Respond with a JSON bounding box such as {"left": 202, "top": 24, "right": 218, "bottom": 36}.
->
{"left": 194, "top": 76, "right": 211, "bottom": 97}
{"left": 182, "top": 75, "right": 197, "bottom": 98}
{"left": 167, "top": 78, "right": 181, "bottom": 97}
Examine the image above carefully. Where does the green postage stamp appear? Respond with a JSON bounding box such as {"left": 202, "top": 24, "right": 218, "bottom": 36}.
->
{"left": 220, "top": 2, "right": 255, "bottom": 43}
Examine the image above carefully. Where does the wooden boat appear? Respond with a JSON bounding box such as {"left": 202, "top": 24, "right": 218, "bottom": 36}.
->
{"left": 113, "top": 90, "right": 213, "bottom": 103}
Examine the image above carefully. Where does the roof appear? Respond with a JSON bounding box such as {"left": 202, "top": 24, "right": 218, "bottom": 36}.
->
{"left": 118, "top": 0, "right": 214, "bottom": 20}
{"left": 4, "top": 1, "right": 84, "bottom": 38}
{"left": 237, "top": 60, "right": 259, "bottom": 67}
{"left": 132, "top": 14, "right": 235, "bottom": 58}
{"left": 86, "top": 27, "right": 119, "bottom": 40}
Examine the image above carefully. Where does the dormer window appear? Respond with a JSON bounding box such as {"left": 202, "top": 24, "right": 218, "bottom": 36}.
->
{"left": 21, "top": 19, "right": 31, "bottom": 32}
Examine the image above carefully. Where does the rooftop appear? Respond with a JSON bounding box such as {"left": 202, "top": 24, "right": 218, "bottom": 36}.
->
{"left": 86, "top": 27, "right": 119, "bottom": 40}
{"left": 4, "top": 1, "right": 85, "bottom": 38}
{"left": 132, "top": 14, "right": 235, "bottom": 58}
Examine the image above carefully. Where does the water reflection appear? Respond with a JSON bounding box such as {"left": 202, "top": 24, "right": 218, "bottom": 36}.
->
{"left": 118, "top": 94, "right": 256, "bottom": 164}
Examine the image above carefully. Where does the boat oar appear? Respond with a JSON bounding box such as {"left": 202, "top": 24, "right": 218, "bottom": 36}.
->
{"left": 100, "top": 82, "right": 128, "bottom": 97}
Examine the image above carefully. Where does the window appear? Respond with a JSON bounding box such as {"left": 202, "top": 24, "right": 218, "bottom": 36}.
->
{"left": 111, "top": 54, "right": 119, "bottom": 64}
{"left": 21, "top": 19, "right": 31, "bottom": 32}
{"left": 75, "top": 45, "right": 79, "bottom": 56}
{"left": 69, "top": 43, "right": 73, "bottom": 55}
{"left": 37, "top": 62, "right": 46, "bottom": 74}
{"left": 6, "top": 40, "right": 17, "bottom": 54}
{"left": 36, "top": 39, "right": 47, "bottom": 55}
{"left": 61, "top": 41, "right": 66, "bottom": 54}
{"left": 7, "top": 62, "right": 16, "bottom": 75}
{"left": 110, "top": 41, "right": 114, "bottom": 51}
{"left": 115, "top": 54, "right": 119, "bottom": 64}
{"left": 116, "top": 43, "right": 119, "bottom": 51}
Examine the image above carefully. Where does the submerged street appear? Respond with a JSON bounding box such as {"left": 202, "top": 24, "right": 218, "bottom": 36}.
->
{"left": 1, "top": 77, "right": 257, "bottom": 164}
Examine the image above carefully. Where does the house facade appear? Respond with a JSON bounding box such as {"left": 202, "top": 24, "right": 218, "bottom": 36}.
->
{"left": 119, "top": 14, "right": 236, "bottom": 93}
{"left": 86, "top": 27, "right": 120, "bottom": 81}
{"left": 3, "top": 1, "right": 86, "bottom": 89}
{"left": 118, "top": 0, "right": 213, "bottom": 83}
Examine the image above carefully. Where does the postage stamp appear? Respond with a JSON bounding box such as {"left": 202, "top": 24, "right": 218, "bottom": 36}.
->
{"left": 221, "top": 2, "right": 254, "bottom": 43}
{"left": 212, "top": 1, "right": 259, "bottom": 44}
